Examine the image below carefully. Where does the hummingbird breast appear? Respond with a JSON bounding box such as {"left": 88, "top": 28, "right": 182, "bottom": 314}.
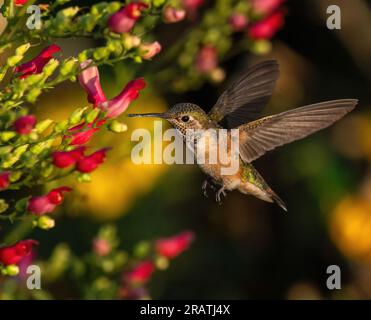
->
{"left": 191, "top": 129, "right": 241, "bottom": 189}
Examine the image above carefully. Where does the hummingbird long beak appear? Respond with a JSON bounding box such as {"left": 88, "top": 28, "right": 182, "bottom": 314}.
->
{"left": 128, "top": 113, "right": 169, "bottom": 119}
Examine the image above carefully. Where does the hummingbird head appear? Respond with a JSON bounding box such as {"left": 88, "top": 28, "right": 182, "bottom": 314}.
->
{"left": 129, "top": 103, "right": 212, "bottom": 137}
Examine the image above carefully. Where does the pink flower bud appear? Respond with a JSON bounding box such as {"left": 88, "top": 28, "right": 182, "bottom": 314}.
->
{"left": 195, "top": 45, "right": 218, "bottom": 74}
{"left": 0, "top": 240, "right": 38, "bottom": 266}
{"left": 0, "top": 172, "right": 10, "bottom": 191}
{"left": 92, "top": 238, "right": 111, "bottom": 256}
{"left": 78, "top": 60, "right": 107, "bottom": 106}
{"left": 76, "top": 148, "right": 108, "bottom": 173}
{"left": 251, "top": 0, "right": 284, "bottom": 15}
{"left": 14, "top": 44, "right": 61, "bottom": 79}
{"left": 140, "top": 41, "right": 162, "bottom": 60}
{"left": 52, "top": 147, "right": 86, "bottom": 168}
{"left": 155, "top": 231, "right": 194, "bottom": 259}
{"left": 14, "top": 115, "right": 36, "bottom": 135}
{"left": 248, "top": 10, "right": 285, "bottom": 39}
{"left": 229, "top": 13, "right": 248, "bottom": 32}
{"left": 163, "top": 6, "right": 186, "bottom": 23}
{"left": 125, "top": 261, "right": 154, "bottom": 283}
{"left": 108, "top": 2, "right": 148, "bottom": 34}
{"left": 28, "top": 187, "right": 72, "bottom": 215}
{"left": 99, "top": 78, "right": 146, "bottom": 118}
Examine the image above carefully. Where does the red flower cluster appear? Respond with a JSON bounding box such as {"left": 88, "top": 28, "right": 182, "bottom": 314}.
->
{"left": 14, "top": 115, "right": 36, "bottom": 135}
{"left": 0, "top": 240, "right": 38, "bottom": 266}
{"left": 119, "top": 231, "right": 195, "bottom": 298}
{"left": 52, "top": 147, "right": 108, "bottom": 173}
{"left": 14, "top": 44, "right": 61, "bottom": 79}
{"left": 27, "top": 187, "right": 72, "bottom": 215}
{"left": 108, "top": 2, "right": 148, "bottom": 34}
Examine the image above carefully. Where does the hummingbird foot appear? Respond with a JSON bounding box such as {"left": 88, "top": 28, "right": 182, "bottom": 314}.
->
{"left": 202, "top": 177, "right": 217, "bottom": 198}
{"left": 202, "top": 180, "right": 208, "bottom": 198}
{"left": 215, "top": 186, "right": 227, "bottom": 204}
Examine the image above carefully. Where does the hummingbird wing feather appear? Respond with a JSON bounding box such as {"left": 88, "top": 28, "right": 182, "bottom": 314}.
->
{"left": 208, "top": 60, "right": 280, "bottom": 128}
{"left": 238, "top": 99, "right": 358, "bottom": 163}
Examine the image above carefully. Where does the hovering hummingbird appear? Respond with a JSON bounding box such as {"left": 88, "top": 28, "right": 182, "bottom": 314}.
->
{"left": 129, "top": 60, "right": 358, "bottom": 211}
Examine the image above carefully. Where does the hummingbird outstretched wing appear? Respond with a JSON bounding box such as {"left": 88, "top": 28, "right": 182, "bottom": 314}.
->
{"left": 208, "top": 60, "right": 280, "bottom": 128}
{"left": 238, "top": 99, "right": 358, "bottom": 163}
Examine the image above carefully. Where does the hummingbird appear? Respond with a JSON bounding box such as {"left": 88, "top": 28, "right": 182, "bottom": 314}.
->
{"left": 129, "top": 60, "right": 358, "bottom": 211}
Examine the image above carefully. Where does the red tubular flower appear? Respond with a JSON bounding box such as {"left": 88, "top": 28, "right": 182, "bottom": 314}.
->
{"left": 251, "top": 0, "right": 284, "bottom": 15}
{"left": 14, "top": 0, "right": 29, "bottom": 5}
{"left": 195, "top": 45, "right": 218, "bottom": 74}
{"left": 248, "top": 10, "right": 285, "bottom": 40}
{"left": 52, "top": 147, "right": 86, "bottom": 168}
{"left": 76, "top": 148, "right": 108, "bottom": 173}
{"left": 108, "top": 2, "right": 148, "bottom": 33}
{"left": 78, "top": 61, "right": 146, "bottom": 119}
{"left": 163, "top": 6, "right": 186, "bottom": 23}
{"left": 78, "top": 60, "right": 107, "bottom": 106}
{"left": 229, "top": 13, "right": 248, "bottom": 32}
{"left": 14, "top": 44, "right": 61, "bottom": 79}
{"left": 140, "top": 42, "right": 162, "bottom": 60}
{"left": 0, "top": 240, "right": 38, "bottom": 266}
{"left": 155, "top": 231, "right": 194, "bottom": 259}
{"left": 14, "top": 115, "right": 37, "bottom": 135}
{"left": 125, "top": 261, "right": 155, "bottom": 283}
{"left": 67, "top": 119, "right": 105, "bottom": 146}
{"left": 0, "top": 172, "right": 10, "bottom": 191}
{"left": 98, "top": 78, "right": 146, "bottom": 119}
{"left": 27, "top": 186, "right": 72, "bottom": 216}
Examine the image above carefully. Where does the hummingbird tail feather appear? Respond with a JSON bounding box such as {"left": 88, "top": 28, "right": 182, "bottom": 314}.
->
{"left": 269, "top": 190, "right": 287, "bottom": 212}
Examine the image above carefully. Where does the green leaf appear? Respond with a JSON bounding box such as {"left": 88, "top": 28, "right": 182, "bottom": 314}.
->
{"left": 15, "top": 197, "right": 29, "bottom": 212}
{"left": 36, "top": 119, "right": 54, "bottom": 134}
{"left": 0, "top": 199, "right": 9, "bottom": 214}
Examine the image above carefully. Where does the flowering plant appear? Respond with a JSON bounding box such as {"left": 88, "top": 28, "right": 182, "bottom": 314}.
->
{"left": 0, "top": 0, "right": 285, "bottom": 299}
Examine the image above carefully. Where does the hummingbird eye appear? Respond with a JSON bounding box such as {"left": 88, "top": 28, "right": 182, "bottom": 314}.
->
{"left": 181, "top": 115, "right": 190, "bottom": 123}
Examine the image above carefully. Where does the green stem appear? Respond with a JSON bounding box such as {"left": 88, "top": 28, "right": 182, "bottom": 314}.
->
{"left": 2, "top": 215, "right": 34, "bottom": 244}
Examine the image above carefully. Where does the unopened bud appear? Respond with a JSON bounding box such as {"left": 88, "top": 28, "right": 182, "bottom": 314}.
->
{"left": 15, "top": 43, "right": 31, "bottom": 56}
{"left": 109, "top": 120, "right": 127, "bottom": 133}
{"left": 250, "top": 40, "right": 272, "bottom": 55}
{"left": 38, "top": 215, "right": 55, "bottom": 230}
{"left": 210, "top": 67, "right": 225, "bottom": 83}
{"left": 6, "top": 265, "right": 20, "bottom": 276}
{"left": 155, "top": 256, "right": 169, "bottom": 270}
